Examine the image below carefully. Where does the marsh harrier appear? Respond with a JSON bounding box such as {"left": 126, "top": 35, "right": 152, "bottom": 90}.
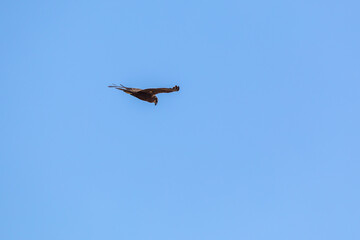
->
{"left": 108, "top": 84, "right": 180, "bottom": 105}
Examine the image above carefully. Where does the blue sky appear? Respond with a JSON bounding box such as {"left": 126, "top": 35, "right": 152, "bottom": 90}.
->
{"left": 1, "top": 0, "right": 360, "bottom": 239}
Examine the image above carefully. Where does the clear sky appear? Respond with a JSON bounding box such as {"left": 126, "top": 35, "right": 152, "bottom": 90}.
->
{"left": 1, "top": 0, "right": 360, "bottom": 239}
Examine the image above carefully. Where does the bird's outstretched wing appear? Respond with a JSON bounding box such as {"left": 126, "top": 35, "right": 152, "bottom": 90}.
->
{"left": 108, "top": 84, "right": 142, "bottom": 94}
{"left": 141, "top": 85, "right": 180, "bottom": 95}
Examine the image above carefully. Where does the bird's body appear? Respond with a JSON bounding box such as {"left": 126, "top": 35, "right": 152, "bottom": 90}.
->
{"left": 109, "top": 84, "right": 180, "bottom": 105}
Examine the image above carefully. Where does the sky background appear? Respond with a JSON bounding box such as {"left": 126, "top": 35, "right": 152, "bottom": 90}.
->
{"left": 1, "top": 0, "right": 360, "bottom": 239}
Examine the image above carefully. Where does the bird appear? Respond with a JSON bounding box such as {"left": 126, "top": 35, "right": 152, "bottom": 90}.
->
{"left": 108, "top": 84, "right": 180, "bottom": 105}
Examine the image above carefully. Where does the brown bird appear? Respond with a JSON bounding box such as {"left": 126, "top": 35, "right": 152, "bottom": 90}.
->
{"left": 108, "top": 84, "right": 180, "bottom": 105}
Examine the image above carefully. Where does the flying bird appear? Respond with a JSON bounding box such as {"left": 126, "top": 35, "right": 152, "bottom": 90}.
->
{"left": 108, "top": 84, "right": 180, "bottom": 105}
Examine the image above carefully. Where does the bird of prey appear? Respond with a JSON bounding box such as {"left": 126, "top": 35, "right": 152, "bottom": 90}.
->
{"left": 108, "top": 84, "right": 180, "bottom": 105}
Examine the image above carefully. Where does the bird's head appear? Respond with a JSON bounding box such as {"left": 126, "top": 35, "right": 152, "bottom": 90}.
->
{"left": 154, "top": 97, "right": 158, "bottom": 106}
